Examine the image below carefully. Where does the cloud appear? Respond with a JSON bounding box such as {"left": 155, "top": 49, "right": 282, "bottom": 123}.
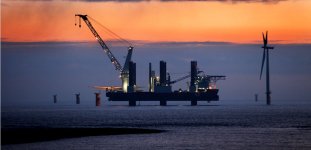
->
{"left": 71, "top": 0, "right": 288, "bottom": 3}
{"left": 13, "top": 0, "right": 288, "bottom": 3}
{"left": 1, "top": 41, "right": 91, "bottom": 47}
{"left": 1, "top": 37, "right": 8, "bottom": 41}
{"left": 1, "top": 40, "right": 231, "bottom": 46}
{"left": 1, "top": 1, "right": 9, "bottom": 6}
{"left": 141, "top": 41, "right": 234, "bottom": 48}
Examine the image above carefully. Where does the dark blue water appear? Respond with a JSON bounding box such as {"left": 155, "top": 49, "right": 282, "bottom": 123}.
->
{"left": 2, "top": 42, "right": 311, "bottom": 149}
{"left": 2, "top": 104, "right": 311, "bottom": 149}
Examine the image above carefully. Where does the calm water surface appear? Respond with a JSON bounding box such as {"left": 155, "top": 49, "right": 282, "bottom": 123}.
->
{"left": 2, "top": 104, "right": 311, "bottom": 149}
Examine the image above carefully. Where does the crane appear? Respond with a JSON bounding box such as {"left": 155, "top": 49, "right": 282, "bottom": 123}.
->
{"left": 168, "top": 71, "right": 225, "bottom": 91}
{"left": 168, "top": 71, "right": 203, "bottom": 85}
{"left": 75, "top": 14, "right": 133, "bottom": 92}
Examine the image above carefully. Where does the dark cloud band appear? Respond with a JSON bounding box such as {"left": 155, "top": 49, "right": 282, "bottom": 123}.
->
{"left": 27, "top": 0, "right": 287, "bottom": 3}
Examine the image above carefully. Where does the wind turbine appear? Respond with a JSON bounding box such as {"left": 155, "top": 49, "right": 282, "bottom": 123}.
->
{"left": 260, "top": 31, "right": 274, "bottom": 105}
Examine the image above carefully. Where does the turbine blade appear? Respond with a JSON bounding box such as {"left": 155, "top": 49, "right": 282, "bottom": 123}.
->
{"left": 266, "top": 31, "right": 268, "bottom": 45}
{"left": 260, "top": 49, "right": 266, "bottom": 80}
{"left": 262, "top": 32, "right": 265, "bottom": 45}
{"left": 262, "top": 32, "right": 267, "bottom": 46}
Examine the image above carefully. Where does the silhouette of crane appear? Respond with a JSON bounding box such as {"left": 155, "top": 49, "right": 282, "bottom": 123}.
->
{"left": 75, "top": 14, "right": 133, "bottom": 92}
{"left": 168, "top": 71, "right": 203, "bottom": 85}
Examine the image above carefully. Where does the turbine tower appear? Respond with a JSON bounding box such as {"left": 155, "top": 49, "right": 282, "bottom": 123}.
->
{"left": 260, "top": 31, "right": 274, "bottom": 105}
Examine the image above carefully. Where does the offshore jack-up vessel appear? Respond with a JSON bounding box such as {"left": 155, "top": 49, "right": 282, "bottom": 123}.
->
{"left": 75, "top": 14, "right": 225, "bottom": 106}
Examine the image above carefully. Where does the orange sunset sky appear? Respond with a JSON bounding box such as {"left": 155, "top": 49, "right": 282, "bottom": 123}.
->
{"left": 1, "top": 0, "right": 311, "bottom": 43}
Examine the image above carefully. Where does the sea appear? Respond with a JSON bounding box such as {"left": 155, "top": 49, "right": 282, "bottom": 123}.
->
{"left": 2, "top": 101, "right": 311, "bottom": 150}
{"left": 2, "top": 42, "right": 311, "bottom": 149}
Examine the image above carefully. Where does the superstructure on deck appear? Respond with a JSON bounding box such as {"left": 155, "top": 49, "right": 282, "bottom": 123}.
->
{"left": 106, "top": 61, "right": 225, "bottom": 106}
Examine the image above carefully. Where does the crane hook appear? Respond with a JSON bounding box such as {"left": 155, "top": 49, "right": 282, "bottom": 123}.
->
{"left": 75, "top": 16, "right": 77, "bottom": 26}
{"left": 79, "top": 17, "right": 81, "bottom": 28}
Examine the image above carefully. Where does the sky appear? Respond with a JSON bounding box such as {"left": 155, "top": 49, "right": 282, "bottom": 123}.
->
{"left": 1, "top": 0, "right": 311, "bottom": 106}
{"left": 1, "top": 0, "right": 311, "bottom": 43}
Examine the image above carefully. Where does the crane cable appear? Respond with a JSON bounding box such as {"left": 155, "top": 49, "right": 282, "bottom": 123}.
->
{"left": 88, "top": 16, "right": 132, "bottom": 47}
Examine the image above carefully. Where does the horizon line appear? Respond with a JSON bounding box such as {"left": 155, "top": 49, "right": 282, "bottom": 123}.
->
{"left": 2, "top": 40, "right": 311, "bottom": 45}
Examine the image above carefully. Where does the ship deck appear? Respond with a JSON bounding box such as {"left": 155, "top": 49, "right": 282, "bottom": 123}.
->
{"left": 106, "top": 89, "right": 219, "bottom": 106}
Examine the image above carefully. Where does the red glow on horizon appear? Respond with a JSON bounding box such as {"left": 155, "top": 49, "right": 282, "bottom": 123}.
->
{"left": 2, "top": 1, "right": 311, "bottom": 44}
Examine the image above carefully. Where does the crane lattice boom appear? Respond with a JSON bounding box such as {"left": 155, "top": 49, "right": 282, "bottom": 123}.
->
{"left": 75, "top": 14, "right": 123, "bottom": 71}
